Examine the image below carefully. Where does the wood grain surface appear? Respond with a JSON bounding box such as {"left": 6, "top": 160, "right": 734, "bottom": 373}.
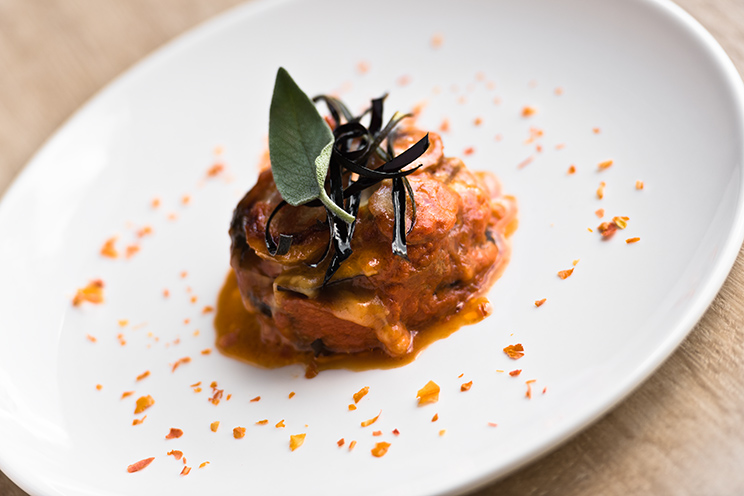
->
{"left": 2, "top": 1, "right": 744, "bottom": 495}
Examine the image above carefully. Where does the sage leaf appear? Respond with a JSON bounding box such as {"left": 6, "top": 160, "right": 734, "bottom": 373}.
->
{"left": 315, "top": 142, "right": 355, "bottom": 223}
{"left": 269, "top": 67, "right": 335, "bottom": 208}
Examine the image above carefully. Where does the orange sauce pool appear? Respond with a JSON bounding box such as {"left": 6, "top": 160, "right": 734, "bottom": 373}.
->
{"left": 214, "top": 270, "right": 494, "bottom": 377}
{"left": 214, "top": 212, "right": 515, "bottom": 379}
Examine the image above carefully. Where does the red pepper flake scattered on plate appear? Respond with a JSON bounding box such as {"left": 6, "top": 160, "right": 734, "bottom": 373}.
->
{"left": 521, "top": 106, "right": 537, "bottom": 117}
{"left": 597, "top": 221, "right": 617, "bottom": 238}
{"left": 209, "top": 388, "right": 223, "bottom": 405}
{"left": 202, "top": 305, "right": 214, "bottom": 314}
{"left": 165, "top": 428, "right": 183, "bottom": 439}
{"left": 439, "top": 430, "right": 447, "bottom": 437}
{"left": 256, "top": 419, "right": 268, "bottom": 425}
{"left": 134, "top": 395, "right": 154, "bottom": 414}
{"left": 289, "top": 433, "right": 306, "bottom": 451}
{"left": 593, "top": 127, "right": 601, "bottom": 134}
{"left": 626, "top": 237, "right": 641, "bottom": 244}
{"left": 543, "top": 387, "right": 548, "bottom": 394}
{"left": 439, "top": 118, "right": 450, "bottom": 133}
{"left": 121, "top": 391, "right": 134, "bottom": 399}
{"left": 353, "top": 386, "right": 369, "bottom": 404}
{"left": 473, "top": 117, "right": 483, "bottom": 126}
{"left": 250, "top": 396, "right": 261, "bottom": 402}
{"left": 557, "top": 267, "right": 574, "bottom": 279}
{"left": 416, "top": 381, "right": 440, "bottom": 406}
{"left": 95, "top": 384, "right": 102, "bottom": 391}
{"left": 337, "top": 438, "right": 345, "bottom": 447}
{"left": 517, "top": 156, "right": 534, "bottom": 169}
{"left": 127, "top": 457, "right": 154, "bottom": 473}
{"left": 180, "top": 466, "right": 191, "bottom": 476}
{"left": 288, "top": 392, "right": 295, "bottom": 399}
{"left": 503, "top": 344, "right": 525, "bottom": 359}
{"left": 171, "top": 357, "right": 191, "bottom": 373}
{"left": 371, "top": 442, "right": 391, "bottom": 457}
{"left": 597, "top": 181, "right": 606, "bottom": 199}
{"left": 460, "top": 381, "right": 473, "bottom": 392}
{"left": 136, "top": 371, "right": 150, "bottom": 382}
{"left": 210, "top": 421, "right": 219, "bottom": 432}
{"left": 348, "top": 404, "right": 357, "bottom": 411}
{"left": 199, "top": 461, "right": 210, "bottom": 469}
{"left": 86, "top": 334, "right": 97, "bottom": 343}
{"left": 463, "top": 146, "right": 475, "bottom": 156}
{"left": 526, "top": 380, "right": 537, "bottom": 399}
{"left": 72, "top": 280, "right": 104, "bottom": 306}
{"left": 636, "top": 180, "right": 644, "bottom": 190}
{"left": 276, "top": 420, "right": 285, "bottom": 428}
{"left": 151, "top": 198, "right": 161, "bottom": 208}
{"left": 392, "top": 429, "right": 400, "bottom": 436}
{"left": 201, "top": 348, "right": 212, "bottom": 355}
{"left": 190, "top": 296, "right": 198, "bottom": 304}
{"left": 207, "top": 163, "right": 225, "bottom": 177}
{"left": 556, "top": 143, "right": 566, "bottom": 150}
{"left": 136, "top": 226, "right": 152, "bottom": 238}
{"left": 233, "top": 427, "right": 246, "bottom": 439}
{"left": 125, "top": 245, "right": 140, "bottom": 258}
{"left": 554, "top": 87, "right": 564, "bottom": 96}
{"left": 372, "top": 430, "right": 382, "bottom": 436}
{"left": 488, "top": 422, "right": 498, "bottom": 427}
{"left": 509, "top": 369, "right": 522, "bottom": 377}
{"left": 361, "top": 411, "right": 382, "bottom": 428}
{"left": 163, "top": 289, "right": 170, "bottom": 298}
{"left": 100, "top": 237, "right": 118, "bottom": 258}
{"left": 534, "top": 298, "right": 546, "bottom": 307}
{"left": 431, "top": 413, "right": 439, "bottom": 422}
{"left": 595, "top": 208, "right": 605, "bottom": 218}
{"left": 349, "top": 440, "right": 357, "bottom": 451}
{"left": 181, "top": 195, "right": 191, "bottom": 205}
{"left": 567, "top": 165, "right": 576, "bottom": 174}
{"left": 612, "top": 216, "right": 629, "bottom": 229}
{"left": 430, "top": 33, "right": 443, "bottom": 49}
{"left": 167, "top": 450, "right": 183, "bottom": 461}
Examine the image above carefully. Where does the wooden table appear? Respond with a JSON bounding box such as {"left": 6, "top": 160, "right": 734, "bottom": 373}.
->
{"left": 2, "top": 1, "right": 744, "bottom": 494}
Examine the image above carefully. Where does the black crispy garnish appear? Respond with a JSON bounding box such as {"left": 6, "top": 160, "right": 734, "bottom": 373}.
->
{"left": 265, "top": 94, "right": 429, "bottom": 284}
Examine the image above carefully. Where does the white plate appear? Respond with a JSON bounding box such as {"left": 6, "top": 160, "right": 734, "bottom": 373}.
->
{"left": 1, "top": 0, "right": 743, "bottom": 494}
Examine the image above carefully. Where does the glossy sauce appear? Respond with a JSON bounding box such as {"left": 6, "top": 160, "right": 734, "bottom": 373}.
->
{"left": 214, "top": 243, "right": 509, "bottom": 378}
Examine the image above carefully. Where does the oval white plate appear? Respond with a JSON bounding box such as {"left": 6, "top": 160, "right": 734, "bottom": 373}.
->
{"left": 1, "top": 0, "right": 743, "bottom": 495}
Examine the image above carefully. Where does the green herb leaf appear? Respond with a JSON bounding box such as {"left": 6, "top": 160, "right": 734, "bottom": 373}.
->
{"left": 269, "top": 67, "right": 336, "bottom": 208}
{"left": 315, "top": 142, "right": 355, "bottom": 223}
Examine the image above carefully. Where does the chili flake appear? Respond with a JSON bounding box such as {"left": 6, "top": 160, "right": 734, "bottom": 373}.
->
{"left": 72, "top": 280, "right": 104, "bottom": 306}
{"left": 353, "top": 386, "right": 370, "bottom": 404}
{"left": 250, "top": 396, "right": 261, "bottom": 402}
{"left": 431, "top": 413, "right": 439, "bottom": 422}
{"left": 349, "top": 440, "right": 357, "bottom": 451}
{"left": 199, "top": 461, "right": 210, "bottom": 469}
{"left": 597, "top": 222, "right": 617, "bottom": 238}
{"left": 595, "top": 208, "right": 605, "bottom": 218}
{"left": 488, "top": 422, "right": 498, "bottom": 427}
{"left": 86, "top": 334, "right": 97, "bottom": 343}
{"left": 557, "top": 268, "right": 574, "bottom": 279}
{"left": 526, "top": 379, "right": 537, "bottom": 399}
{"left": 134, "top": 395, "right": 154, "bottom": 414}
{"left": 180, "top": 466, "right": 191, "bottom": 476}
{"left": 132, "top": 416, "right": 146, "bottom": 426}
{"left": 233, "top": 427, "right": 246, "bottom": 439}
{"left": 256, "top": 420, "right": 268, "bottom": 425}
{"left": 460, "top": 381, "right": 473, "bottom": 392}
{"left": 136, "top": 371, "right": 150, "bottom": 382}
{"left": 207, "top": 163, "right": 225, "bottom": 177}
{"left": 167, "top": 450, "right": 183, "bottom": 461}
{"left": 348, "top": 404, "right": 357, "bottom": 411}
{"left": 127, "top": 457, "right": 154, "bottom": 473}
{"left": 210, "top": 421, "right": 220, "bottom": 432}
{"left": 202, "top": 305, "right": 214, "bottom": 314}
{"left": 361, "top": 411, "right": 382, "bottom": 428}
{"left": 503, "top": 343, "right": 525, "bottom": 359}
{"left": 416, "top": 381, "right": 440, "bottom": 406}
{"left": 393, "top": 429, "right": 400, "bottom": 436}
{"left": 567, "top": 165, "right": 576, "bottom": 175}
{"left": 288, "top": 392, "right": 296, "bottom": 399}
{"left": 534, "top": 298, "right": 546, "bottom": 307}
{"left": 626, "top": 237, "right": 641, "bottom": 244}
{"left": 371, "top": 442, "right": 391, "bottom": 458}
{"left": 517, "top": 156, "right": 534, "bottom": 169}
{"left": 290, "top": 433, "right": 306, "bottom": 451}
{"left": 100, "top": 237, "right": 118, "bottom": 258}
{"left": 509, "top": 369, "right": 522, "bottom": 377}
{"left": 95, "top": 384, "right": 102, "bottom": 391}
{"left": 121, "top": 391, "right": 134, "bottom": 399}
{"left": 276, "top": 420, "right": 285, "bottom": 428}
{"left": 439, "top": 429, "right": 446, "bottom": 436}
{"left": 597, "top": 181, "right": 606, "bottom": 199}
{"left": 636, "top": 180, "right": 644, "bottom": 190}
{"left": 337, "top": 438, "right": 345, "bottom": 447}
{"left": 521, "top": 106, "right": 537, "bottom": 117}
{"left": 171, "top": 357, "right": 191, "bottom": 373}
{"left": 439, "top": 118, "right": 450, "bottom": 133}
{"left": 201, "top": 348, "right": 212, "bottom": 355}
{"left": 463, "top": 147, "right": 475, "bottom": 156}
{"left": 165, "top": 428, "right": 183, "bottom": 439}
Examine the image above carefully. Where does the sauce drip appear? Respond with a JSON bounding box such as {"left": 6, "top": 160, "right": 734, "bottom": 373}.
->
{"left": 214, "top": 270, "right": 494, "bottom": 377}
